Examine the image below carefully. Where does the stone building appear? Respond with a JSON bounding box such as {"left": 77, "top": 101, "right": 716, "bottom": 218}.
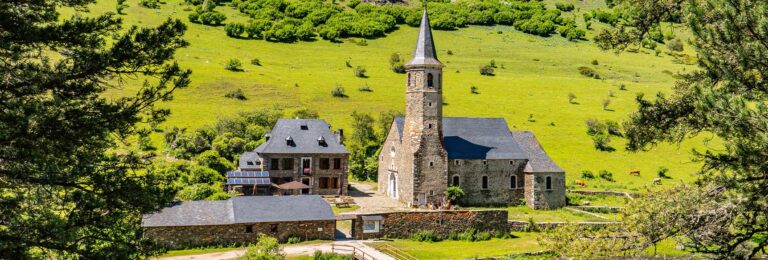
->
{"left": 233, "top": 119, "right": 349, "bottom": 195}
{"left": 377, "top": 9, "right": 566, "bottom": 209}
{"left": 142, "top": 196, "right": 336, "bottom": 249}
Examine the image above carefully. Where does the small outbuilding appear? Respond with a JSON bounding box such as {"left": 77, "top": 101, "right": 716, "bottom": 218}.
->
{"left": 142, "top": 195, "right": 336, "bottom": 249}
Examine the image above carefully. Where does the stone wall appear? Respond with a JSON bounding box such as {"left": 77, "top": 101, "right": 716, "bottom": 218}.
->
{"left": 524, "top": 172, "right": 566, "bottom": 209}
{"left": 145, "top": 220, "right": 335, "bottom": 249}
{"left": 449, "top": 159, "right": 527, "bottom": 206}
{"left": 261, "top": 153, "right": 349, "bottom": 195}
{"left": 351, "top": 210, "right": 508, "bottom": 240}
{"left": 508, "top": 220, "right": 615, "bottom": 232}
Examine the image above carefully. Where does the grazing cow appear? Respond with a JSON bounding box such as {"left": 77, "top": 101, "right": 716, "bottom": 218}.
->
{"left": 575, "top": 180, "right": 587, "bottom": 187}
{"left": 629, "top": 169, "right": 641, "bottom": 176}
{"left": 653, "top": 178, "right": 662, "bottom": 185}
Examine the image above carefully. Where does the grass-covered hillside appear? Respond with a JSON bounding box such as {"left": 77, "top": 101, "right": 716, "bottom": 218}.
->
{"left": 78, "top": 0, "right": 704, "bottom": 191}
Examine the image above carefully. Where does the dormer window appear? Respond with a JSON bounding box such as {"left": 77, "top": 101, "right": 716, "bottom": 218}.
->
{"left": 286, "top": 136, "right": 294, "bottom": 146}
{"left": 300, "top": 123, "right": 308, "bottom": 130}
{"left": 265, "top": 133, "right": 271, "bottom": 141}
{"left": 427, "top": 73, "right": 434, "bottom": 88}
{"left": 317, "top": 136, "right": 326, "bottom": 146}
{"left": 246, "top": 161, "right": 254, "bottom": 166}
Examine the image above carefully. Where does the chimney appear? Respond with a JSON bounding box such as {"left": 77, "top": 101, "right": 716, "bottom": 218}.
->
{"left": 336, "top": 129, "right": 344, "bottom": 144}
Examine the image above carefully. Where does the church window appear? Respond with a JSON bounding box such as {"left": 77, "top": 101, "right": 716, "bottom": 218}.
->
{"left": 427, "top": 123, "right": 432, "bottom": 129}
{"left": 455, "top": 160, "right": 460, "bottom": 165}
{"left": 390, "top": 146, "right": 396, "bottom": 157}
{"left": 429, "top": 161, "right": 434, "bottom": 167}
{"left": 452, "top": 175, "right": 460, "bottom": 186}
{"left": 428, "top": 102, "right": 432, "bottom": 107}
{"left": 427, "top": 73, "right": 434, "bottom": 88}
{"left": 545, "top": 176, "right": 553, "bottom": 190}
{"left": 509, "top": 160, "right": 514, "bottom": 165}
{"left": 482, "top": 176, "right": 489, "bottom": 189}
{"left": 510, "top": 175, "right": 517, "bottom": 189}
{"left": 482, "top": 160, "right": 487, "bottom": 165}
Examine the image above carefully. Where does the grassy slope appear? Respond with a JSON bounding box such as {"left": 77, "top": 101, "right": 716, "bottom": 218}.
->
{"left": 368, "top": 233, "right": 543, "bottom": 259}
{"left": 83, "top": 0, "right": 705, "bottom": 191}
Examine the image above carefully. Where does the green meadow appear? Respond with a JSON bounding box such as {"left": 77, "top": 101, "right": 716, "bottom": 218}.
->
{"left": 79, "top": 0, "right": 705, "bottom": 191}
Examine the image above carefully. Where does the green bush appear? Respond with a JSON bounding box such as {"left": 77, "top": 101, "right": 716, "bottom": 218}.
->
{"left": 667, "top": 38, "right": 684, "bottom": 52}
{"left": 585, "top": 118, "right": 606, "bottom": 136}
{"left": 225, "top": 89, "right": 247, "bottom": 100}
{"left": 286, "top": 236, "right": 301, "bottom": 244}
{"left": 358, "top": 84, "right": 372, "bottom": 92}
{"left": 581, "top": 170, "right": 595, "bottom": 179}
{"left": 555, "top": 2, "right": 575, "bottom": 12}
{"left": 658, "top": 166, "right": 670, "bottom": 179}
{"left": 479, "top": 65, "right": 494, "bottom": 76}
{"left": 177, "top": 183, "right": 219, "bottom": 201}
{"left": 592, "top": 133, "right": 613, "bottom": 151}
{"left": 605, "top": 120, "right": 622, "bottom": 136}
{"left": 599, "top": 170, "right": 614, "bottom": 182}
{"left": 578, "top": 66, "right": 599, "bottom": 78}
{"left": 411, "top": 230, "right": 442, "bottom": 242}
{"left": 225, "top": 23, "right": 246, "bottom": 37}
{"left": 312, "top": 251, "right": 353, "bottom": 260}
{"left": 139, "top": 0, "right": 159, "bottom": 8}
{"left": 195, "top": 150, "right": 233, "bottom": 174}
{"left": 354, "top": 66, "right": 367, "bottom": 78}
{"left": 199, "top": 11, "right": 227, "bottom": 25}
{"left": 246, "top": 19, "right": 272, "bottom": 39}
{"left": 225, "top": 59, "right": 243, "bottom": 71}
{"left": 242, "top": 234, "right": 284, "bottom": 260}
{"left": 331, "top": 85, "right": 347, "bottom": 98}
{"left": 470, "top": 86, "right": 479, "bottom": 94}
{"left": 250, "top": 58, "right": 261, "bottom": 66}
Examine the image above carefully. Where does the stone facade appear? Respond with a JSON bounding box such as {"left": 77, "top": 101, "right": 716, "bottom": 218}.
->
{"left": 260, "top": 153, "right": 349, "bottom": 195}
{"left": 524, "top": 172, "right": 566, "bottom": 209}
{"left": 449, "top": 159, "right": 528, "bottom": 206}
{"left": 145, "top": 220, "right": 335, "bottom": 249}
{"left": 351, "top": 210, "right": 508, "bottom": 240}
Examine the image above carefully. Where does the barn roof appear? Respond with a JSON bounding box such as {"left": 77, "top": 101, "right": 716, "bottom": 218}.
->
{"left": 253, "top": 119, "right": 348, "bottom": 154}
{"left": 141, "top": 195, "right": 335, "bottom": 227}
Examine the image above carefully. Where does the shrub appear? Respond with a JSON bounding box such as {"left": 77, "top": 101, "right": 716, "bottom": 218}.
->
{"left": 345, "top": 60, "right": 352, "bottom": 68}
{"left": 599, "top": 170, "right": 614, "bottom": 182}
{"left": 358, "top": 84, "right": 372, "bottom": 92}
{"left": 177, "top": 183, "right": 219, "bottom": 201}
{"left": 608, "top": 90, "right": 615, "bottom": 97}
{"left": 116, "top": 0, "right": 127, "bottom": 14}
{"left": 225, "top": 89, "right": 247, "bottom": 100}
{"left": 602, "top": 98, "right": 611, "bottom": 111}
{"left": 354, "top": 66, "right": 367, "bottom": 78}
{"left": 475, "top": 231, "right": 492, "bottom": 241}
{"left": 312, "top": 251, "right": 353, "bottom": 260}
{"left": 225, "top": 23, "right": 246, "bottom": 37}
{"left": 581, "top": 170, "right": 595, "bottom": 179}
{"left": 528, "top": 114, "right": 535, "bottom": 122}
{"left": 250, "top": 58, "right": 261, "bottom": 66}
{"left": 479, "top": 65, "right": 494, "bottom": 76}
{"left": 592, "top": 133, "right": 613, "bottom": 151}
{"left": 667, "top": 38, "right": 684, "bottom": 52}
{"left": 658, "top": 166, "right": 670, "bottom": 179}
{"left": 555, "top": 2, "right": 575, "bottom": 12}
{"left": 568, "top": 92, "right": 576, "bottom": 104}
{"left": 592, "top": 60, "right": 599, "bottom": 65}
{"left": 445, "top": 186, "right": 465, "bottom": 203}
{"left": 286, "top": 236, "right": 301, "bottom": 244}
{"left": 225, "top": 59, "right": 243, "bottom": 71}
{"left": 411, "top": 230, "right": 441, "bottom": 242}
{"left": 447, "top": 50, "right": 453, "bottom": 55}
{"left": 195, "top": 150, "right": 233, "bottom": 174}
{"left": 199, "top": 11, "right": 227, "bottom": 25}
{"left": 585, "top": 118, "right": 606, "bottom": 136}
{"left": 558, "top": 23, "right": 585, "bottom": 41}
{"left": 578, "top": 66, "right": 599, "bottom": 78}
{"left": 139, "top": 0, "right": 159, "bottom": 8}
{"left": 331, "top": 85, "right": 347, "bottom": 98}
{"left": 242, "top": 234, "right": 284, "bottom": 260}
{"left": 470, "top": 86, "right": 479, "bottom": 94}
{"left": 489, "top": 59, "right": 497, "bottom": 68}
{"left": 246, "top": 19, "right": 272, "bottom": 39}
{"left": 389, "top": 53, "right": 405, "bottom": 73}
{"left": 391, "top": 63, "right": 405, "bottom": 73}
{"left": 605, "top": 120, "right": 622, "bottom": 136}
{"left": 524, "top": 218, "right": 540, "bottom": 232}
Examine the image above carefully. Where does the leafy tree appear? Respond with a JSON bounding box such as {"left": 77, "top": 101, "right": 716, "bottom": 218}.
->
{"left": 176, "top": 183, "right": 220, "bottom": 201}
{"left": 291, "top": 108, "right": 320, "bottom": 119}
{"left": 225, "top": 58, "right": 243, "bottom": 71}
{"left": 195, "top": 150, "right": 233, "bottom": 174}
{"left": 557, "top": 0, "right": 768, "bottom": 257}
{"left": 348, "top": 111, "right": 378, "bottom": 180}
{"left": 117, "top": 0, "right": 128, "bottom": 14}
{"left": 225, "top": 22, "right": 246, "bottom": 37}
{"left": 0, "top": 0, "right": 190, "bottom": 257}
{"left": 445, "top": 186, "right": 465, "bottom": 204}
{"left": 377, "top": 110, "right": 403, "bottom": 142}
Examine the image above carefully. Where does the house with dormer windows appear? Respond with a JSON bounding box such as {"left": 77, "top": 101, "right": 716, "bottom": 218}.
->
{"left": 230, "top": 119, "right": 349, "bottom": 196}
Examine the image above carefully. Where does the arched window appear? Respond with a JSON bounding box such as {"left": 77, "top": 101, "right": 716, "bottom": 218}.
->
{"left": 427, "top": 73, "right": 434, "bottom": 88}
{"left": 452, "top": 175, "right": 460, "bottom": 186}
{"left": 510, "top": 175, "right": 517, "bottom": 189}
{"left": 481, "top": 176, "right": 489, "bottom": 190}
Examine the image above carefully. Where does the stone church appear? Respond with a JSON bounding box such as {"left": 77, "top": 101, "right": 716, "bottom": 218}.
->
{"left": 377, "top": 9, "right": 566, "bottom": 210}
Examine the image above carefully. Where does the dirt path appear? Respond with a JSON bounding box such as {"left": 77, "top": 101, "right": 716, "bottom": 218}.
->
{"left": 156, "top": 240, "right": 394, "bottom": 260}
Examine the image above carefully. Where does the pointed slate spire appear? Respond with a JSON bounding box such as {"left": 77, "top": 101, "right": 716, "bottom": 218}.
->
{"left": 406, "top": 5, "right": 443, "bottom": 68}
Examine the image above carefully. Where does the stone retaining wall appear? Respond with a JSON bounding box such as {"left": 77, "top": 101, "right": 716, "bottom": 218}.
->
{"left": 351, "top": 210, "right": 508, "bottom": 240}
{"left": 145, "top": 220, "right": 335, "bottom": 249}
{"left": 508, "top": 220, "right": 615, "bottom": 231}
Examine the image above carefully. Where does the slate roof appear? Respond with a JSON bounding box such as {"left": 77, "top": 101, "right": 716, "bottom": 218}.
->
{"left": 142, "top": 195, "right": 335, "bottom": 227}
{"left": 238, "top": 151, "right": 261, "bottom": 170}
{"left": 254, "top": 119, "right": 348, "bottom": 154}
{"left": 393, "top": 117, "right": 563, "bottom": 172}
{"left": 406, "top": 8, "right": 443, "bottom": 67}
{"left": 510, "top": 131, "right": 564, "bottom": 173}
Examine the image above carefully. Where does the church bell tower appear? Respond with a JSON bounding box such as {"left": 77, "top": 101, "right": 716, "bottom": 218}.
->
{"left": 402, "top": 7, "right": 448, "bottom": 208}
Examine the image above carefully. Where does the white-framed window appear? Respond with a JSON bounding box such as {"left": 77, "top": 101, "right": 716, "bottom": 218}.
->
{"left": 510, "top": 175, "right": 517, "bottom": 189}
{"left": 481, "top": 176, "right": 489, "bottom": 190}
{"left": 363, "top": 220, "right": 380, "bottom": 233}
{"left": 545, "top": 176, "right": 553, "bottom": 190}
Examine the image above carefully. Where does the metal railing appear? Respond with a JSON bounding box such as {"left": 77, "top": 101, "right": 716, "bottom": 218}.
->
{"left": 331, "top": 244, "right": 374, "bottom": 260}
{"left": 374, "top": 243, "right": 417, "bottom": 260}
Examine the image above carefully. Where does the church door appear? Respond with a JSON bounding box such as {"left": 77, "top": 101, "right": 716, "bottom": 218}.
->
{"left": 388, "top": 172, "right": 398, "bottom": 199}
